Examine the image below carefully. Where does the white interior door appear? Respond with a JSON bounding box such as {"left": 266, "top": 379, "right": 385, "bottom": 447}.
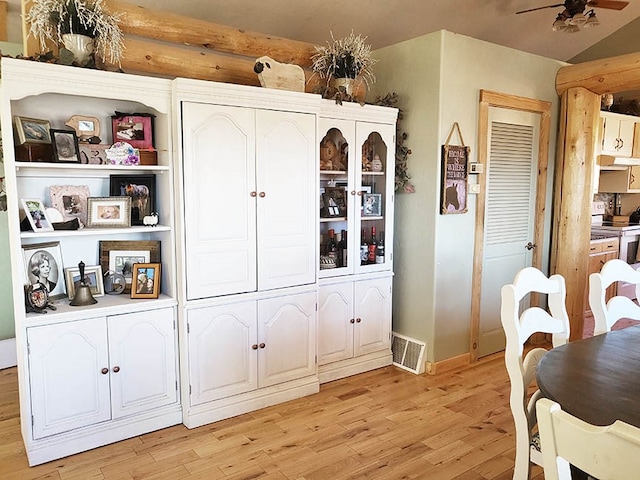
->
{"left": 477, "top": 108, "right": 540, "bottom": 357}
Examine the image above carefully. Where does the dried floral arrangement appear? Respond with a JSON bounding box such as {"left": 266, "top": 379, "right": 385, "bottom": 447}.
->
{"left": 311, "top": 31, "right": 378, "bottom": 87}
{"left": 372, "top": 92, "right": 415, "bottom": 193}
{"left": 26, "top": 0, "right": 124, "bottom": 65}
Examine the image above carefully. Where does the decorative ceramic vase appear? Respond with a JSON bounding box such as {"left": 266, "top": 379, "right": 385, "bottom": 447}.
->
{"left": 62, "top": 33, "right": 95, "bottom": 64}
{"left": 332, "top": 77, "right": 356, "bottom": 96}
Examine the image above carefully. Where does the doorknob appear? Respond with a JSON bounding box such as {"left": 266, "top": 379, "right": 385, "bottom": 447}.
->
{"left": 525, "top": 242, "right": 536, "bottom": 250}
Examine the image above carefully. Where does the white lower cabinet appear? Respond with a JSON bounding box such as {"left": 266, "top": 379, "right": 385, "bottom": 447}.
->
{"left": 185, "top": 291, "right": 318, "bottom": 427}
{"left": 318, "top": 276, "right": 393, "bottom": 383}
{"left": 27, "top": 307, "right": 178, "bottom": 442}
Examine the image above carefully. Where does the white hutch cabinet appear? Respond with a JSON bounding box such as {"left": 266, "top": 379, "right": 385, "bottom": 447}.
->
{"left": 173, "top": 79, "right": 321, "bottom": 428}
{"left": 1, "top": 58, "right": 181, "bottom": 465}
{"left": 317, "top": 101, "right": 397, "bottom": 383}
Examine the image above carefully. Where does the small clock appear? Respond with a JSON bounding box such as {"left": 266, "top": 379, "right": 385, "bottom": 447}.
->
{"left": 104, "top": 270, "right": 126, "bottom": 294}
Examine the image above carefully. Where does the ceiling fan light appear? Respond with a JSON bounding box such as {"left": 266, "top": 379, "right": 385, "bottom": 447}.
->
{"left": 569, "top": 13, "right": 587, "bottom": 25}
{"left": 584, "top": 10, "right": 600, "bottom": 28}
{"left": 565, "top": 24, "right": 580, "bottom": 33}
{"left": 552, "top": 14, "right": 568, "bottom": 31}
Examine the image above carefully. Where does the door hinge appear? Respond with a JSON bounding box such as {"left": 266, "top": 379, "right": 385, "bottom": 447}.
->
{"left": 315, "top": 302, "right": 318, "bottom": 312}
{"left": 175, "top": 380, "right": 178, "bottom": 391}
{"left": 173, "top": 319, "right": 176, "bottom": 330}
{"left": 187, "top": 323, "right": 190, "bottom": 334}
{"left": 189, "top": 385, "right": 192, "bottom": 395}
{"left": 31, "top": 415, "right": 34, "bottom": 426}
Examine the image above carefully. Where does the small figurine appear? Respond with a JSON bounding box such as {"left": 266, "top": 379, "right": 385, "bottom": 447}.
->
{"left": 143, "top": 212, "right": 159, "bottom": 227}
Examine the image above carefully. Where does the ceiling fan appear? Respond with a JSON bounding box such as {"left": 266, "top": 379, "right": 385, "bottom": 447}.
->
{"left": 516, "top": 0, "right": 629, "bottom": 32}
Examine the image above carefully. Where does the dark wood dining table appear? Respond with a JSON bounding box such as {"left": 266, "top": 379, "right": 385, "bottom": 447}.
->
{"left": 536, "top": 325, "right": 640, "bottom": 428}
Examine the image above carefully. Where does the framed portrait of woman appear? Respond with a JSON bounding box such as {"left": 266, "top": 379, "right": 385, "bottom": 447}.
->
{"left": 22, "top": 241, "right": 66, "bottom": 298}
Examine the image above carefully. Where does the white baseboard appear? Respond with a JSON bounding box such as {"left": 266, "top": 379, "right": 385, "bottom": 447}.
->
{"left": 0, "top": 337, "right": 17, "bottom": 369}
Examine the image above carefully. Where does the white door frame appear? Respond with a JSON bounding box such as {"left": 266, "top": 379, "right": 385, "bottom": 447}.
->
{"left": 470, "top": 90, "right": 552, "bottom": 363}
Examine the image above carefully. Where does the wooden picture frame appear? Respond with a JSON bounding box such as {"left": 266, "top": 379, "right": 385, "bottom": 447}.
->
{"left": 86, "top": 196, "right": 131, "bottom": 228}
{"left": 13, "top": 116, "right": 51, "bottom": 145}
{"left": 322, "top": 186, "right": 347, "bottom": 218}
{"left": 64, "top": 264, "right": 104, "bottom": 300}
{"left": 22, "top": 241, "right": 66, "bottom": 298}
{"left": 21, "top": 198, "right": 54, "bottom": 232}
{"left": 99, "top": 240, "right": 161, "bottom": 293}
{"left": 362, "top": 193, "right": 382, "bottom": 217}
{"left": 111, "top": 114, "right": 154, "bottom": 149}
{"left": 65, "top": 115, "right": 100, "bottom": 140}
{"left": 109, "top": 174, "right": 156, "bottom": 225}
{"left": 50, "top": 129, "right": 81, "bottom": 163}
{"left": 49, "top": 184, "right": 91, "bottom": 226}
{"left": 131, "top": 263, "right": 161, "bottom": 299}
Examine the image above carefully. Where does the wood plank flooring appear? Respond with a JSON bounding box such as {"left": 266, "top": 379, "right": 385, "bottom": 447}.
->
{"left": 0, "top": 357, "right": 544, "bottom": 480}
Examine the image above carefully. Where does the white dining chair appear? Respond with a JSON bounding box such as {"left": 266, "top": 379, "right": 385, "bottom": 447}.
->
{"left": 589, "top": 258, "right": 640, "bottom": 336}
{"left": 536, "top": 397, "right": 640, "bottom": 480}
{"left": 501, "top": 267, "right": 570, "bottom": 480}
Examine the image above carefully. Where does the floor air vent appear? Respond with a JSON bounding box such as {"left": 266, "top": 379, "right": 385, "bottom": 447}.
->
{"left": 391, "top": 332, "right": 426, "bottom": 374}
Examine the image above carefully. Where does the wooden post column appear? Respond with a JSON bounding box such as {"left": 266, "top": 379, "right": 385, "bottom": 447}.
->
{"left": 551, "top": 87, "right": 600, "bottom": 341}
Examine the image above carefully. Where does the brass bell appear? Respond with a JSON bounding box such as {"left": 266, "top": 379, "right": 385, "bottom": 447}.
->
{"left": 69, "top": 261, "right": 97, "bottom": 306}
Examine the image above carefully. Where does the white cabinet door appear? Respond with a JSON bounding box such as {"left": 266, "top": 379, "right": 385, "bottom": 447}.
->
{"left": 601, "top": 113, "right": 637, "bottom": 157}
{"left": 317, "top": 282, "right": 354, "bottom": 365}
{"left": 618, "top": 118, "right": 636, "bottom": 157}
{"left": 353, "top": 277, "right": 392, "bottom": 357}
{"left": 28, "top": 319, "right": 111, "bottom": 439}
{"left": 182, "top": 102, "right": 257, "bottom": 299}
{"left": 108, "top": 308, "right": 178, "bottom": 419}
{"left": 256, "top": 110, "right": 316, "bottom": 291}
{"left": 258, "top": 292, "right": 316, "bottom": 388}
{"left": 188, "top": 302, "right": 258, "bottom": 405}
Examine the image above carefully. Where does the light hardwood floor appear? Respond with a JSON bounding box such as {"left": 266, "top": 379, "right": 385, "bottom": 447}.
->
{"left": 0, "top": 358, "right": 544, "bottom": 480}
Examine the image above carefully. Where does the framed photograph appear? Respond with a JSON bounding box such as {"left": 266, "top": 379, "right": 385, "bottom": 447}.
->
{"left": 322, "top": 186, "right": 347, "bottom": 218}
{"left": 65, "top": 115, "right": 100, "bottom": 140}
{"left": 50, "top": 129, "right": 81, "bottom": 163}
{"left": 22, "top": 241, "right": 66, "bottom": 298}
{"left": 99, "top": 240, "right": 161, "bottom": 293}
{"left": 109, "top": 174, "right": 156, "bottom": 225}
{"left": 49, "top": 185, "right": 91, "bottom": 226}
{"left": 111, "top": 114, "right": 154, "bottom": 149}
{"left": 87, "top": 196, "right": 131, "bottom": 228}
{"left": 362, "top": 193, "right": 382, "bottom": 217}
{"left": 21, "top": 199, "right": 54, "bottom": 232}
{"left": 131, "top": 263, "right": 161, "bottom": 299}
{"left": 13, "top": 116, "right": 51, "bottom": 145}
{"left": 64, "top": 264, "right": 104, "bottom": 300}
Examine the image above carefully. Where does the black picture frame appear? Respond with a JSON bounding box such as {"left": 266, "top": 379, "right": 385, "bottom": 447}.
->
{"left": 109, "top": 174, "right": 156, "bottom": 226}
{"left": 321, "top": 186, "right": 347, "bottom": 218}
{"left": 50, "top": 129, "right": 81, "bottom": 163}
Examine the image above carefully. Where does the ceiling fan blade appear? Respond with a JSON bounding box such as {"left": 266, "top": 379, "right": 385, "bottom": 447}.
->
{"left": 516, "top": 3, "right": 565, "bottom": 14}
{"left": 587, "top": 0, "right": 629, "bottom": 9}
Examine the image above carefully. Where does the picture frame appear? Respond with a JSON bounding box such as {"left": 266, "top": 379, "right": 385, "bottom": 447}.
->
{"left": 64, "top": 264, "right": 104, "bottom": 300}
{"left": 65, "top": 115, "right": 100, "bottom": 141}
{"left": 109, "top": 174, "right": 156, "bottom": 225}
{"left": 49, "top": 185, "right": 91, "bottom": 226}
{"left": 99, "top": 240, "right": 161, "bottom": 293}
{"left": 22, "top": 241, "right": 66, "bottom": 299}
{"left": 131, "top": 263, "right": 161, "bottom": 299}
{"left": 322, "top": 186, "right": 347, "bottom": 218}
{"left": 86, "top": 196, "right": 131, "bottom": 228}
{"left": 111, "top": 114, "right": 154, "bottom": 149}
{"left": 50, "top": 129, "right": 81, "bottom": 163}
{"left": 21, "top": 199, "right": 54, "bottom": 232}
{"left": 13, "top": 116, "right": 51, "bottom": 145}
{"left": 362, "top": 193, "right": 382, "bottom": 217}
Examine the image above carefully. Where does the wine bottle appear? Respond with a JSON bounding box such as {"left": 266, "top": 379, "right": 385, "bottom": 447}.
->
{"left": 360, "top": 228, "right": 368, "bottom": 265}
{"left": 326, "top": 229, "right": 337, "bottom": 267}
{"left": 375, "top": 231, "right": 385, "bottom": 264}
{"left": 368, "top": 226, "right": 377, "bottom": 263}
{"left": 337, "top": 229, "right": 347, "bottom": 268}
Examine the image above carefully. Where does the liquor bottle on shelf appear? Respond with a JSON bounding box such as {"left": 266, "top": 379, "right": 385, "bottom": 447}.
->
{"left": 368, "top": 226, "right": 377, "bottom": 264}
{"left": 326, "top": 229, "right": 337, "bottom": 263}
{"left": 360, "top": 228, "right": 369, "bottom": 265}
{"left": 338, "top": 229, "right": 347, "bottom": 268}
{"left": 375, "top": 231, "right": 385, "bottom": 264}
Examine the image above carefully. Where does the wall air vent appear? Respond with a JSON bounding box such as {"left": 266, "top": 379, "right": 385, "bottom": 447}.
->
{"left": 391, "top": 332, "right": 426, "bottom": 374}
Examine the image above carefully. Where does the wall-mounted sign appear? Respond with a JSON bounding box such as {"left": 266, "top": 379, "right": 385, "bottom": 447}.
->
{"left": 441, "top": 122, "right": 470, "bottom": 215}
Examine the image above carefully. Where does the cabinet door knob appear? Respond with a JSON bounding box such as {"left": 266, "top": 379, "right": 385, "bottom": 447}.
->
{"left": 356, "top": 318, "right": 362, "bottom": 323}
{"left": 113, "top": 366, "right": 120, "bottom": 373}
{"left": 250, "top": 191, "right": 257, "bottom": 197}
{"left": 259, "top": 192, "right": 266, "bottom": 198}
{"left": 259, "top": 343, "right": 266, "bottom": 348}
{"left": 350, "top": 318, "right": 355, "bottom": 324}
{"left": 357, "top": 191, "right": 363, "bottom": 196}
{"left": 101, "top": 368, "right": 109, "bottom": 375}
{"left": 351, "top": 190, "right": 356, "bottom": 196}
{"left": 252, "top": 344, "right": 258, "bottom": 350}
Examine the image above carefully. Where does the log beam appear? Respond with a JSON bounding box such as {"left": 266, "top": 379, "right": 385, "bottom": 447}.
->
{"left": 0, "top": 1, "right": 7, "bottom": 42}
{"left": 556, "top": 51, "right": 640, "bottom": 96}
{"left": 551, "top": 87, "right": 600, "bottom": 342}
{"left": 106, "top": 0, "right": 316, "bottom": 68}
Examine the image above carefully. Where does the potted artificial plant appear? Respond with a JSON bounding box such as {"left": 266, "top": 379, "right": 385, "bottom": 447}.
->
{"left": 311, "top": 31, "right": 377, "bottom": 98}
{"left": 26, "top": 0, "right": 124, "bottom": 66}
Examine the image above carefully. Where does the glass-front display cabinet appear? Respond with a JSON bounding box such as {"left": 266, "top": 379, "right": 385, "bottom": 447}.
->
{"left": 318, "top": 115, "right": 395, "bottom": 278}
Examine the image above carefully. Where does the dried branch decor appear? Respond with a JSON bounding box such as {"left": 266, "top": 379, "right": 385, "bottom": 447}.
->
{"left": 311, "top": 31, "right": 377, "bottom": 87}
{"left": 26, "top": 0, "right": 125, "bottom": 65}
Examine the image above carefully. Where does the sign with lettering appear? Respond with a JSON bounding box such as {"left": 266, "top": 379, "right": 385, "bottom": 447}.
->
{"left": 441, "top": 143, "right": 469, "bottom": 214}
